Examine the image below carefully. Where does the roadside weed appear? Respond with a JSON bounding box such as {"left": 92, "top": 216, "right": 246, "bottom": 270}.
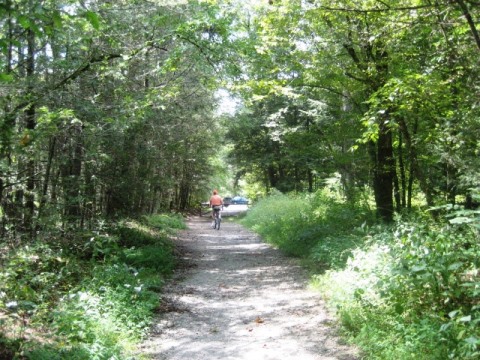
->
{"left": 0, "top": 214, "right": 183, "bottom": 359}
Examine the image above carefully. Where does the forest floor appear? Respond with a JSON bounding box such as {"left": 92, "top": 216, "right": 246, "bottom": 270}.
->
{"left": 138, "top": 213, "right": 360, "bottom": 360}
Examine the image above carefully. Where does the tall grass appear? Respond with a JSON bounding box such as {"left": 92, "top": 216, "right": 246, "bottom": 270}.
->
{"left": 0, "top": 213, "right": 183, "bottom": 359}
{"left": 242, "top": 191, "right": 480, "bottom": 359}
{"left": 241, "top": 190, "right": 373, "bottom": 267}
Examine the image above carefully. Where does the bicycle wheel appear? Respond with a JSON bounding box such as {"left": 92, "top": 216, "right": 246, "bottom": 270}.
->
{"left": 216, "top": 217, "right": 221, "bottom": 230}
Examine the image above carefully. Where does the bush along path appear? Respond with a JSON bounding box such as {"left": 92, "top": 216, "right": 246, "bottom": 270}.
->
{"left": 0, "top": 214, "right": 185, "bottom": 359}
{"left": 138, "top": 216, "right": 359, "bottom": 360}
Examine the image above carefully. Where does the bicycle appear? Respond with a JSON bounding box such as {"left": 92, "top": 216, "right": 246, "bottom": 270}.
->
{"left": 212, "top": 205, "right": 222, "bottom": 230}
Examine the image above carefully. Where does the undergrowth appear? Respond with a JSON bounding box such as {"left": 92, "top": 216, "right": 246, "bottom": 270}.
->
{"left": 241, "top": 190, "right": 374, "bottom": 267}
{"left": 0, "top": 213, "right": 183, "bottom": 359}
{"left": 241, "top": 190, "right": 480, "bottom": 359}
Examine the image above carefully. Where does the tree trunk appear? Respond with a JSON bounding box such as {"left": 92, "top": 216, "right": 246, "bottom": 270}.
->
{"left": 397, "top": 117, "right": 435, "bottom": 207}
{"left": 343, "top": 34, "right": 394, "bottom": 220}
{"left": 307, "top": 169, "right": 313, "bottom": 193}
{"left": 452, "top": 0, "right": 480, "bottom": 52}
{"left": 445, "top": 163, "right": 457, "bottom": 204}
{"left": 1, "top": 0, "right": 14, "bottom": 236}
{"left": 393, "top": 167, "right": 401, "bottom": 213}
{"left": 61, "top": 125, "right": 83, "bottom": 226}
{"left": 373, "top": 119, "right": 394, "bottom": 221}
{"left": 82, "top": 158, "right": 96, "bottom": 229}
{"left": 0, "top": 177, "right": 4, "bottom": 238}
{"left": 407, "top": 164, "right": 414, "bottom": 209}
{"left": 267, "top": 166, "right": 277, "bottom": 189}
{"left": 398, "top": 132, "right": 407, "bottom": 208}
{"left": 37, "top": 137, "right": 56, "bottom": 230}
{"left": 24, "top": 20, "right": 36, "bottom": 236}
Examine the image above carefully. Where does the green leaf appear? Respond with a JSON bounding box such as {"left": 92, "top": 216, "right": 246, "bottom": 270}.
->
{"left": 411, "top": 263, "right": 427, "bottom": 273}
{"left": 465, "top": 336, "right": 480, "bottom": 345}
{"left": 449, "top": 217, "right": 472, "bottom": 225}
{"left": 85, "top": 10, "right": 100, "bottom": 30}
{"left": 18, "top": 15, "right": 30, "bottom": 29}
{"left": 0, "top": 73, "right": 14, "bottom": 82}
{"left": 448, "top": 310, "right": 460, "bottom": 319}
{"left": 0, "top": 39, "right": 8, "bottom": 54}
{"left": 52, "top": 10, "right": 63, "bottom": 28}
{"left": 448, "top": 262, "right": 464, "bottom": 271}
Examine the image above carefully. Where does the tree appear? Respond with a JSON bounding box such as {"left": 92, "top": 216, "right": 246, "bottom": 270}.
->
{"left": 0, "top": 0, "right": 233, "bottom": 237}
{"left": 223, "top": 0, "right": 480, "bottom": 220}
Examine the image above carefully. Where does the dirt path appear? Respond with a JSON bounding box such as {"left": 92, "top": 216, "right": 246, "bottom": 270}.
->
{"left": 139, "top": 216, "right": 359, "bottom": 360}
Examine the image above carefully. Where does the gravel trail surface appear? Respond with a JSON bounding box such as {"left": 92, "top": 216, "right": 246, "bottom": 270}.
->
{"left": 139, "top": 215, "right": 359, "bottom": 360}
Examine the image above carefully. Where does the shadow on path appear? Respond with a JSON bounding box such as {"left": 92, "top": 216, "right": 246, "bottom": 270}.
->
{"left": 138, "top": 217, "right": 359, "bottom": 360}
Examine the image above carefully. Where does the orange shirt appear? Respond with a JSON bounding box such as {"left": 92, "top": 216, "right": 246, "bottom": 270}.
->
{"left": 209, "top": 194, "right": 223, "bottom": 206}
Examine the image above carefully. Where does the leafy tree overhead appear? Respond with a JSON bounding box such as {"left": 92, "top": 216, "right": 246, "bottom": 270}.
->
{"left": 0, "top": 0, "right": 478, "bottom": 225}
{"left": 223, "top": 0, "right": 480, "bottom": 220}
{"left": 0, "top": 0, "right": 233, "bottom": 236}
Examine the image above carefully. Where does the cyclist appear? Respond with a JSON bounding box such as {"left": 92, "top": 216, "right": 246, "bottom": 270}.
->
{"left": 209, "top": 189, "right": 223, "bottom": 228}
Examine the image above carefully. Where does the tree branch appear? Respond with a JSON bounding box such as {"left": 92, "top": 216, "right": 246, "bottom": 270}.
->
{"left": 344, "top": 72, "right": 369, "bottom": 83}
{"left": 291, "top": 82, "right": 345, "bottom": 97}
{"left": 451, "top": 0, "right": 480, "bottom": 52}
{"left": 316, "top": 4, "right": 433, "bottom": 13}
{"left": 177, "top": 36, "right": 217, "bottom": 68}
{"left": 5, "top": 41, "right": 163, "bottom": 121}
{"left": 53, "top": 53, "right": 123, "bottom": 90}
{"left": 4, "top": 52, "right": 125, "bottom": 131}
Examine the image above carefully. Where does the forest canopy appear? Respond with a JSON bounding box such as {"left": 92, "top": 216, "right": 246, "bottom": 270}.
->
{"left": 1, "top": 0, "right": 229, "bottom": 235}
{"left": 1, "top": 0, "right": 479, "bottom": 231}
{"left": 223, "top": 0, "right": 480, "bottom": 221}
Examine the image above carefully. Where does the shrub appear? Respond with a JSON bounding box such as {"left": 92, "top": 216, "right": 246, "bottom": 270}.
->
{"left": 123, "top": 245, "right": 175, "bottom": 274}
{"left": 143, "top": 213, "right": 187, "bottom": 231}
{"left": 117, "top": 222, "right": 159, "bottom": 248}
{"left": 0, "top": 213, "right": 184, "bottom": 359}
{"left": 315, "top": 220, "right": 480, "bottom": 359}
{"left": 243, "top": 190, "right": 479, "bottom": 359}
{"left": 242, "top": 189, "right": 373, "bottom": 262}
{"left": 241, "top": 192, "right": 314, "bottom": 256}
{"left": 0, "top": 242, "right": 87, "bottom": 318}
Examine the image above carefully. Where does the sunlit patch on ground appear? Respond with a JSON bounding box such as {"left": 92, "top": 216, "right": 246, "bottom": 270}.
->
{"left": 138, "top": 217, "right": 359, "bottom": 360}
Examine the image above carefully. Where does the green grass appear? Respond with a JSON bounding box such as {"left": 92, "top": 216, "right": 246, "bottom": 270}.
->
{"left": 241, "top": 190, "right": 373, "bottom": 263}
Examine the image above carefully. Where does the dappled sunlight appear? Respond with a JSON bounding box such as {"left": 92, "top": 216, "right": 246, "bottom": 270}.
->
{"left": 139, "top": 217, "right": 358, "bottom": 360}
{"left": 208, "top": 243, "right": 270, "bottom": 251}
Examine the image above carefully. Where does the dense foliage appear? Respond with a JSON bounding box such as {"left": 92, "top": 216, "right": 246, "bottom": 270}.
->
{"left": 0, "top": 214, "right": 183, "bottom": 359}
{"left": 230, "top": 3, "right": 480, "bottom": 355}
{"left": 241, "top": 192, "right": 480, "bottom": 359}
{"left": 0, "top": 0, "right": 232, "bottom": 238}
{"left": 225, "top": 0, "right": 480, "bottom": 221}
